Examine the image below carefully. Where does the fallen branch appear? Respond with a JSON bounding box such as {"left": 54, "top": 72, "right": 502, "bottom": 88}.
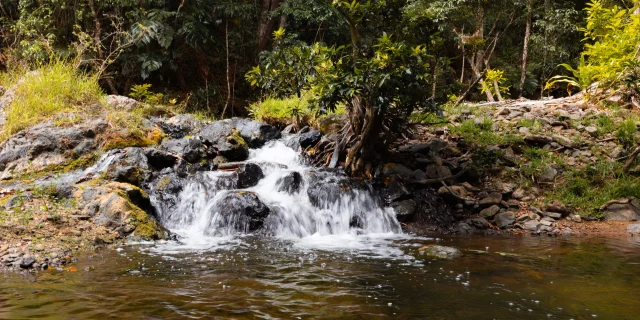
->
{"left": 217, "top": 162, "right": 245, "bottom": 170}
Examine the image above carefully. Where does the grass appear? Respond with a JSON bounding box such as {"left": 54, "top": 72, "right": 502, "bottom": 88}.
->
{"left": 449, "top": 118, "right": 523, "bottom": 147}
{"left": 0, "top": 61, "right": 104, "bottom": 140}
{"left": 249, "top": 91, "right": 345, "bottom": 127}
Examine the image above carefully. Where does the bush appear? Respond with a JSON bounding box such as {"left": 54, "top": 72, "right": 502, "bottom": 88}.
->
{"left": 1, "top": 61, "right": 104, "bottom": 139}
{"left": 249, "top": 92, "right": 344, "bottom": 127}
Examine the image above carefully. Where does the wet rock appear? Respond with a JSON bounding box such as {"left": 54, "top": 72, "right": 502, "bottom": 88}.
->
{"left": 546, "top": 200, "right": 570, "bottom": 215}
{"left": 318, "top": 114, "right": 347, "bottom": 135}
{"left": 144, "top": 148, "right": 178, "bottom": 170}
{"left": 469, "top": 217, "right": 489, "bottom": 229}
{"left": 236, "top": 163, "right": 265, "bottom": 189}
{"left": 234, "top": 118, "right": 281, "bottom": 148}
{"left": 479, "top": 193, "right": 502, "bottom": 207}
{"left": 382, "top": 180, "right": 411, "bottom": 203}
{"left": 494, "top": 212, "right": 516, "bottom": 228}
{"left": 457, "top": 222, "right": 473, "bottom": 234}
{"left": 76, "top": 182, "right": 168, "bottom": 240}
{"left": 306, "top": 172, "right": 370, "bottom": 209}
{"left": 161, "top": 138, "right": 206, "bottom": 163}
{"left": 299, "top": 130, "right": 322, "bottom": 149}
{"left": 628, "top": 224, "right": 640, "bottom": 234}
{"left": 106, "top": 148, "right": 150, "bottom": 185}
{"left": 391, "top": 199, "right": 417, "bottom": 222}
{"left": 480, "top": 205, "right": 500, "bottom": 219}
{"left": 206, "top": 191, "right": 271, "bottom": 233}
{"left": 538, "top": 166, "right": 558, "bottom": 183}
{"left": 601, "top": 198, "right": 640, "bottom": 221}
{"left": 159, "top": 114, "right": 201, "bottom": 139}
{"left": 19, "top": 256, "right": 36, "bottom": 269}
{"left": 276, "top": 171, "right": 303, "bottom": 194}
{"left": 198, "top": 120, "right": 249, "bottom": 161}
{"left": 420, "top": 245, "right": 461, "bottom": 260}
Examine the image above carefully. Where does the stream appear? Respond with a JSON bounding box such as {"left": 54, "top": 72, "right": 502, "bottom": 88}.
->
{"left": 2, "top": 138, "right": 640, "bottom": 319}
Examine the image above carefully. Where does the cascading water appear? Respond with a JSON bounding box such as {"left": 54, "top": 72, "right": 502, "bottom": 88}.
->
{"left": 150, "top": 136, "right": 405, "bottom": 252}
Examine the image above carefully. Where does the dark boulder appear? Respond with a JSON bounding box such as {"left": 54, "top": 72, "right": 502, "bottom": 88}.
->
{"left": 306, "top": 171, "right": 369, "bottom": 208}
{"left": 237, "top": 163, "right": 265, "bottom": 189}
{"left": 206, "top": 191, "right": 271, "bottom": 233}
{"left": 106, "top": 148, "right": 150, "bottom": 185}
{"left": 277, "top": 171, "right": 303, "bottom": 194}
{"left": 159, "top": 114, "right": 202, "bottom": 139}
{"left": 234, "top": 118, "right": 281, "bottom": 148}
{"left": 391, "top": 199, "right": 417, "bottom": 222}
{"left": 198, "top": 120, "right": 249, "bottom": 161}
{"left": 144, "top": 148, "right": 178, "bottom": 170}
{"left": 381, "top": 179, "right": 411, "bottom": 203}
{"left": 299, "top": 130, "right": 322, "bottom": 149}
{"left": 161, "top": 138, "right": 206, "bottom": 163}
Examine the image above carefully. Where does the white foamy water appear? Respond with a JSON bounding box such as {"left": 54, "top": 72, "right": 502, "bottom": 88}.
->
{"left": 150, "top": 138, "right": 408, "bottom": 256}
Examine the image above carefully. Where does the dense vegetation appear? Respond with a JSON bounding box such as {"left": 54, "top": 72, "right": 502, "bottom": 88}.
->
{"left": 1, "top": 0, "right": 639, "bottom": 175}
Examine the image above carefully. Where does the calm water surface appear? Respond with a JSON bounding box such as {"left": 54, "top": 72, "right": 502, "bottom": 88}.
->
{"left": 1, "top": 235, "right": 640, "bottom": 319}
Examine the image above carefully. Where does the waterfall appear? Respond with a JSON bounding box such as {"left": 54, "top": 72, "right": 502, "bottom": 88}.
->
{"left": 150, "top": 138, "right": 403, "bottom": 247}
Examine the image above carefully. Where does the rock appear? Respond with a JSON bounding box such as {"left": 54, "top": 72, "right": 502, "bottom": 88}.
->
{"left": 206, "top": 191, "right": 270, "bottom": 233}
{"left": 469, "top": 217, "right": 489, "bottom": 229}
{"left": 382, "top": 179, "right": 411, "bottom": 203}
{"left": 628, "top": 224, "right": 640, "bottom": 234}
{"left": 306, "top": 172, "right": 370, "bottom": 209}
{"left": 106, "top": 148, "right": 150, "bottom": 185}
{"left": 426, "top": 164, "right": 452, "bottom": 179}
{"left": 554, "top": 135, "right": 576, "bottom": 148}
{"left": 567, "top": 214, "right": 582, "bottom": 222}
{"left": 524, "top": 134, "right": 553, "bottom": 146}
{"left": 76, "top": 182, "right": 168, "bottom": 240}
{"left": 318, "top": 114, "right": 347, "bottom": 135}
{"left": 546, "top": 200, "right": 570, "bottom": 215}
{"left": 538, "top": 166, "right": 558, "bottom": 183}
{"left": 479, "top": 193, "right": 502, "bottom": 207}
{"left": 391, "top": 199, "right": 417, "bottom": 222}
{"left": 523, "top": 220, "right": 541, "bottom": 231}
{"left": 543, "top": 212, "right": 563, "bottom": 220}
{"left": 105, "top": 95, "right": 139, "bottom": 110}
{"left": 160, "top": 114, "right": 202, "bottom": 139}
{"left": 276, "top": 171, "right": 303, "bottom": 194}
{"left": 236, "top": 163, "right": 265, "bottom": 189}
{"left": 494, "top": 212, "right": 516, "bottom": 228}
{"left": 585, "top": 126, "right": 598, "bottom": 137}
{"left": 437, "top": 185, "right": 468, "bottom": 204}
{"left": 601, "top": 198, "right": 640, "bottom": 221}
{"left": 480, "top": 205, "right": 500, "bottom": 219}
{"left": 420, "top": 245, "right": 461, "bottom": 260}
{"left": 457, "top": 222, "right": 473, "bottom": 234}
{"left": 144, "top": 148, "right": 178, "bottom": 170}
{"left": 161, "top": 138, "right": 206, "bottom": 163}
{"left": 199, "top": 120, "right": 249, "bottom": 161}
{"left": 382, "top": 163, "right": 415, "bottom": 179}
{"left": 19, "top": 256, "right": 36, "bottom": 269}
{"left": 234, "top": 118, "right": 281, "bottom": 148}
{"left": 298, "top": 130, "right": 322, "bottom": 149}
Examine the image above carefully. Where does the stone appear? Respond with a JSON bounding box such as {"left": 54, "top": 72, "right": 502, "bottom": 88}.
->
{"left": 318, "top": 114, "right": 347, "bottom": 135}
{"left": 420, "top": 245, "right": 461, "bottom": 260}
{"left": 523, "top": 220, "right": 541, "bottom": 231}
{"left": 198, "top": 119, "right": 249, "bottom": 161}
{"left": 205, "top": 191, "right": 271, "bottom": 233}
{"left": 19, "top": 256, "right": 36, "bottom": 269}
{"left": 538, "top": 166, "right": 558, "bottom": 183}
{"left": 160, "top": 114, "right": 202, "bottom": 139}
{"left": 437, "top": 185, "right": 468, "bottom": 204}
{"left": 585, "top": 126, "right": 598, "bottom": 137}
{"left": 554, "top": 135, "right": 576, "bottom": 148}
{"left": 106, "top": 148, "right": 150, "bottom": 185}
{"left": 628, "top": 224, "right": 640, "bottom": 235}
{"left": 567, "top": 214, "right": 582, "bottom": 222}
{"left": 144, "top": 148, "right": 178, "bottom": 170}
{"left": 425, "top": 164, "right": 452, "bottom": 179}
{"left": 306, "top": 172, "right": 369, "bottom": 209}
{"left": 276, "top": 171, "right": 303, "bottom": 194}
{"left": 543, "top": 212, "right": 563, "bottom": 220}
{"left": 546, "top": 200, "right": 570, "bottom": 215}
{"left": 161, "top": 138, "right": 206, "bottom": 163}
{"left": 382, "top": 163, "right": 415, "bottom": 179}
{"left": 236, "top": 163, "right": 265, "bottom": 189}
{"left": 480, "top": 205, "right": 500, "bottom": 219}
{"left": 601, "top": 198, "right": 640, "bottom": 221}
{"left": 298, "top": 130, "right": 322, "bottom": 149}
{"left": 479, "top": 193, "right": 502, "bottom": 207}
{"left": 469, "top": 217, "right": 489, "bottom": 229}
{"left": 524, "top": 134, "right": 553, "bottom": 146}
{"left": 391, "top": 200, "right": 418, "bottom": 222}
{"left": 105, "top": 95, "right": 139, "bottom": 110}
{"left": 234, "top": 118, "right": 281, "bottom": 148}
{"left": 494, "top": 212, "right": 516, "bottom": 228}
{"left": 511, "top": 188, "right": 527, "bottom": 200}
{"left": 457, "top": 222, "right": 473, "bottom": 234}
{"left": 382, "top": 180, "right": 411, "bottom": 203}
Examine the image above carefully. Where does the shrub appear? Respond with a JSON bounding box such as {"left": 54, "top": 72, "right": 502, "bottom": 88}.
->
{"left": 1, "top": 61, "right": 104, "bottom": 139}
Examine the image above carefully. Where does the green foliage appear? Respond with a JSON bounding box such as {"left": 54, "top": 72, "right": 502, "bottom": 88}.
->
{"left": 130, "top": 84, "right": 165, "bottom": 105}
{"left": 615, "top": 118, "right": 638, "bottom": 149}
{"left": 449, "top": 118, "right": 522, "bottom": 147}
{"left": 249, "top": 94, "right": 313, "bottom": 126}
{"left": 1, "top": 61, "right": 104, "bottom": 140}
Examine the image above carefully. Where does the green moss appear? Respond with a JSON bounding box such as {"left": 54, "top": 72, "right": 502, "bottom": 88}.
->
{"left": 112, "top": 184, "right": 163, "bottom": 240}
{"left": 101, "top": 128, "right": 165, "bottom": 150}
{"left": 228, "top": 129, "right": 247, "bottom": 147}
{"left": 156, "top": 176, "right": 171, "bottom": 190}
{"left": 14, "top": 152, "right": 100, "bottom": 181}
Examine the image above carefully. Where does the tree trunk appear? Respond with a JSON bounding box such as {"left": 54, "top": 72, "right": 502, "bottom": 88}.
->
{"left": 256, "top": 0, "right": 281, "bottom": 55}
{"left": 87, "top": 0, "right": 118, "bottom": 94}
{"left": 344, "top": 98, "right": 382, "bottom": 178}
{"left": 493, "top": 79, "right": 503, "bottom": 101}
{"left": 519, "top": 0, "right": 534, "bottom": 97}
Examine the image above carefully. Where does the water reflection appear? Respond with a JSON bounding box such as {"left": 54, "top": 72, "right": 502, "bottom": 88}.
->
{"left": 1, "top": 235, "right": 640, "bottom": 319}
